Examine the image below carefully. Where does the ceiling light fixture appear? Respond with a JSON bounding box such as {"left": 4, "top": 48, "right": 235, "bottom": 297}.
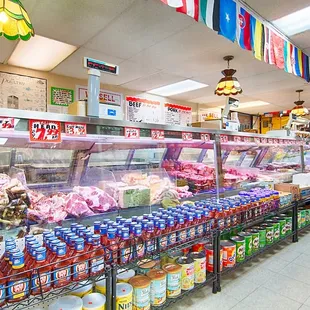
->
{"left": 148, "top": 79, "right": 208, "bottom": 97}
{"left": 215, "top": 56, "right": 242, "bottom": 96}
{"left": 273, "top": 6, "right": 310, "bottom": 36}
{"left": 8, "top": 35, "right": 77, "bottom": 71}
{"left": 0, "top": 0, "right": 34, "bottom": 41}
{"left": 291, "top": 90, "right": 309, "bottom": 116}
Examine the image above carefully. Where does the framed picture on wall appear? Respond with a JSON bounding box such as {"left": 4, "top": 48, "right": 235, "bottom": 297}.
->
{"left": 0, "top": 71, "right": 47, "bottom": 112}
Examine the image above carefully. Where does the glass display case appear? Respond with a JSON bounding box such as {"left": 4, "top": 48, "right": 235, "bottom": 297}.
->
{"left": 0, "top": 108, "right": 307, "bottom": 239}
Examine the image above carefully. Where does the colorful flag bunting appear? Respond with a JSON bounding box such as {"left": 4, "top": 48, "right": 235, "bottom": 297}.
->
{"left": 284, "top": 41, "right": 293, "bottom": 73}
{"left": 160, "top": 0, "right": 184, "bottom": 7}
{"left": 291, "top": 46, "right": 302, "bottom": 77}
{"left": 250, "top": 16, "right": 264, "bottom": 61}
{"left": 236, "top": 4, "right": 251, "bottom": 50}
{"left": 264, "top": 27, "right": 275, "bottom": 65}
{"left": 218, "top": 0, "right": 236, "bottom": 42}
{"left": 270, "top": 31, "right": 284, "bottom": 70}
{"left": 302, "top": 52, "right": 310, "bottom": 82}
{"left": 177, "top": 0, "right": 200, "bottom": 21}
{"left": 199, "top": 0, "right": 220, "bottom": 31}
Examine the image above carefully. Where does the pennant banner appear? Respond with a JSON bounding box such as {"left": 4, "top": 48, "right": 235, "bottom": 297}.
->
{"left": 236, "top": 4, "right": 251, "bottom": 51}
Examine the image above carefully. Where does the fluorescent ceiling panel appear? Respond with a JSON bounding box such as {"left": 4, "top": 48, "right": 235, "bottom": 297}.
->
{"left": 218, "top": 101, "right": 270, "bottom": 109}
{"left": 273, "top": 6, "right": 310, "bottom": 36}
{"left": 148, "top": 79, "right": 208, "bottom": 96}
{"left": 8, "top": 35, "right": 77, "bottom": 71}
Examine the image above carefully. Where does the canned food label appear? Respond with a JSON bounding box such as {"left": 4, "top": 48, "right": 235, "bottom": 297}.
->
{"left": 31, "top": 271, "right": 51, "bottom": 293}
{"left": 236, "top": 243, "right": 245, "bottom": 262}
{"left": 136, "top": 242, "right": 145, "bottom": 258}
{"left": 181, "top": 264, "right": 194, "bottom": 290}
{"left": 252, "top": 236, "right": 259, "bottom": 250}
{"left": 72, "top": 261, "right": 89, "bottom": 280}
{"left": 266, "top": 230, "right": 273, "bottom": 243}
{"left": 7, "top": 279, "right": 29, "bottom": 300}
{"left": 187, "top": 227, "right": 196, "bottom": 239}
{"left": 168, "top": 232, "right": 176, "bottom": 246}
{"left": 120, "top": 246, "right": 132, "bottom": 264}
{"left": 167, "top": 272, "right": 181, "bottom": 297}
{"left": 91, "top": 258, "right": 104, "bottom": 274}
{"left": 133, "top": 285, "right": 150, "bottom": 308}
{"left": 274, "top": 228, "right": 280, "bottom": 240}
{"left": 0, "top": 284, "right": 5, "bottom": 303}
{"left": 150, "top": 278, "right": 167, "bottom": 306}
{"left": 177, "top": 230, "right": 187, "bottom": 243}
{"left": 117, "top": 295, "right": 133, "bottom": 310}
{"left": 146, "top": 239, "right": 155, "bottom": 254}
{"left": 53, "top": 267, "right": 71, "bottom": 286}
{"left": 194, "top": 258, "right": 206, "bottom": 283}
{"left": 196, "top": 224, "right": 204, "bottom": 236}
{"left": 159, "top": 236, "right": 168, "bottom": 250}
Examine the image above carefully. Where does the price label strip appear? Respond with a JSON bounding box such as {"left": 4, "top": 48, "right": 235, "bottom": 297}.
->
{"left": 29, "top": 120, "right": 62, "bottom": 143}
{"left": 125, "top": 127, "right": 140, "bottom": 139}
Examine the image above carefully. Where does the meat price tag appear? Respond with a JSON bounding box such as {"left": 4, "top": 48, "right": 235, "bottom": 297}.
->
{"left": 267, "top": 138, "right": 274, "bottom": 144}
{"left": 29, "top": 120, "right": 62, "bottom": 143}
{"left": 151, "top": 129, "right": 164, "bottom": 140}
{"left": 220, "top": 135, "right": 229, "bottom": 143}
{"left": 243, "top": 137, "right": 251, "bottom": 143}
{"left": 0, "top": 118, "right": 15, "bottom": 130}
{"left": 125, "top": 127, "right": 140, "bottom": 139}
{"left": 274, "top": 138, "right": 279, "bottom": 144}
{"left": 201, "top": 133, "right": 210, "bottom": 142}
{"left": 234, "top": 136, "right": 243, "bottom": 143}
{"left": 254, "top": 137, "right": 261, "bottom": 144}
{"left": 182, "top": 132, "right": 193, "bottom": 141}
{"left": 261, "top": 137, "right": 267, "bottom": 144}
{"left": 65, "top": 123, "right": 87, "bottom": 136}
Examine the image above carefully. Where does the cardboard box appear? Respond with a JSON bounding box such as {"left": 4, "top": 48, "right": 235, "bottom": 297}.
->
{"left": 275, "top": 183, "right": 300, "bottom": 201}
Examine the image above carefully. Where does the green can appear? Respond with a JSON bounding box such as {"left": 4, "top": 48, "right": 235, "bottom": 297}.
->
{"left": 284, "top": 216, "right": 292, "bottom": 235}
{"left": 266, "top": 220, "right": 280, "bottom": 242}
{"left": 261, "top": 224, "right": 274, "bottom": 245}
{"left": 298, "top": 211, "right": 302, "bottom": 229}
{"left": 252, "top": 226, "right": 266, "bottom": 248}
{"left": 273, "top": 217, "right": 287, "bottom": 239}
{"left": 306, "top": 210, "right": 310, "bottom": 225}
{"left": 230, "top": 236, "right": 245, "bottom": 263}
{"left": 238, "top": 232, "right": 252, "bottom": 257}
{"left": 246, "top": 229, "right": 259, "bottom": 252}
{"left": 300, "top": 210, "right": 307, "bottom": 227}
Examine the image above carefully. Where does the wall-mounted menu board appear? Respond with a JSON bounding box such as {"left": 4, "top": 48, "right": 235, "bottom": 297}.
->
{"left": 0, "top": 71, "right": 47, "bottom": 112}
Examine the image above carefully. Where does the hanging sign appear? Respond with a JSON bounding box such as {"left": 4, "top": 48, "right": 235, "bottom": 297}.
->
{"left": 165, "top": 103, "right": 192, "bottom": 126}
{"left": 65, "top": 123, "right": 87, "bottom": 136}
{"left": 201, "top": 133, "right": 210, "bottom": 142}
{"left": 151, "top": 129, "right": 165, "bottom": 140}
{"left": 84, "top": 57, "right": 119, "bottom": 75}
{"left": 0, "top": 118, "right": 15, "bottom": 130}
{"left": 126, "top": 97, "right": 161, "bottom": 124}
{"left": 124, "top": 127, "right": 140, "bottom": 139}
{"left": 220, "top": 135, "right": 229, "bottom": 143}
{"left": 29, "top": 120, "right": 61, "bottom": 143}
{"left": 182, "top": 132, "right": 193, "bottom": 141}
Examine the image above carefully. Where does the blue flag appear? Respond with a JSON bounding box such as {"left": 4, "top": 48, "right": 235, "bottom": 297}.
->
{"left": 218, "top": 0, "right": 236, "bottom": 42}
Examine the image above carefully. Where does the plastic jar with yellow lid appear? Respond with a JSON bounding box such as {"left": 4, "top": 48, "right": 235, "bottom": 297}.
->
{"left": 116, "top": 283, "right": 133, "bottom": 310}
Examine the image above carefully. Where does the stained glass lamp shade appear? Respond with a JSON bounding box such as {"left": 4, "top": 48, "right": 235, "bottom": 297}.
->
{"left": 0, "top": 0, "right": 34, "bottom": 41}
{"left": 292, "top": 90, "right": 309, "bottom": 117}
{"left": 215, "top": 56, "right": 242, "bottom": 96}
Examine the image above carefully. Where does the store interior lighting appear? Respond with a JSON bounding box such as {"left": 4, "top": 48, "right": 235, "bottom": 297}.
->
{"left": 8, "top": 35, "right": 77, "bottom": 71}
{"left": 217, "top": 101, "right": 271, "bottom": 109}
{"left": 148, "top": 79, "right": 208, "bottom": 96}
{"left": 273, "top": 6, "right": 310, "bottom": 36}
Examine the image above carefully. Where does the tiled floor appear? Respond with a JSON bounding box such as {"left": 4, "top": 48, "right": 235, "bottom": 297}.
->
{"left": 170, "top": 228, "right": 310, "bottom": 310}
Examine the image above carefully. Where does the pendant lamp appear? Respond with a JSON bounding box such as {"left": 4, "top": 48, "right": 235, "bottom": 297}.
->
{"left": 292, "top": 90, "right": 309, "bottom": 116}
{"left": 0, "top": 0, "right": 34, "bottom": 41}
{"left": 215, "top": 56, "right": 242, "bottom": 96}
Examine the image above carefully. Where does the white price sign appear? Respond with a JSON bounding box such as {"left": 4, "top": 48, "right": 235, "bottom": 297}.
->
{"left": 201, "top": 133, "right": 210, "bottom": 142}
{"left": 151, "top": 129, "right": 164, "bottom": 140}
{"left": 182, "top": 132, "right": 193, "bottom": 141}
{"left": 124, "top": 127, "right": 140, "bottom": 139}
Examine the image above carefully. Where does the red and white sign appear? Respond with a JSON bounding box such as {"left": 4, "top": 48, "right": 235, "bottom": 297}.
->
{"left": 77, "top": 85, "right": 123, "bottom": 106}
{"left": 125, "top": 127, "right": 140, "bottom": 139}
{"left": 151, "top": 129, "right": 164, "bottom": 140}
{"left": 243, "top": 137, "right": 251, "bottom": 143}
{"left": 29, "top": 120, "right": 61, "bottom": 143}
{"left": 254, "top": 137, "right": 261, "bottom": 144}
{"left": 220, "top": 135, "right": 229, "bottom": 143}
{"left": 234, "top": 136, "right": 243, "bottom": 143}
{"left": 165, "top": 103, "right": 192, "bottom": 126}
{"left": 182, "top": 132, "right": 193, "bottom": 141}
{"left": 201, "top": 133, "right": 210, "bottom": 142}
{"left": 65, "top": 123, "right": 87, "bottom": 136}
{"left": 0, "top": 118, "right": 14, "bottom": 130}
{"left": 261, "top": 137, "right": 267, "bottom": 144}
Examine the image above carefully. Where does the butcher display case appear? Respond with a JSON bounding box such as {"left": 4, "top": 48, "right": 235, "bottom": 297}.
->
{"left": 0, "top": 108, "right": 307, "bottom": 239}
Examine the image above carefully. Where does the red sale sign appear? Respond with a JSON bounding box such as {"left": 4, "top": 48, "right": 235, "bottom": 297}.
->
{"left": 0, "top": 118, "right": 14, "bottom": 130}
{"left": 125, "top": 127, "right": 140, "bottom": 139}
{"left": 182, "top": 132, "right": 193, "bottom": 141}
{"left": 65, "top": 123, "right": 87, "bottom": 136}
{"left": 220, "top": 135, "right": 229, "bottom": 143}
{"left": 201, "top": 133, "right": 210, "bottom": 142}
{"left": 234, "top": 136, "right": 243, "bottom": 143}
{"left": 29, "top": 120, "right": 62, "bottom": 143}
{"left": 151, "top": 129, "right": 164, "bottom": 140}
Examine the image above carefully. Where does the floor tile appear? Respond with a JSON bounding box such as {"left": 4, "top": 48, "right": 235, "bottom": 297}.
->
{"left": 272, "top": 248, "right": 302, "bottom": 262}
{"left": 279, "top": 263, "right": 310, "bottom": 285}
{"left": 305, "top": 296, "right": 310, "bottom": 307}
{"left": 239, "top": 266, "right": 276, "bottom": 285}
{"left": 299, "top": 305, "right": 310, "bottom": 310}
{"left": 293, "top": 253, "right": 310, "bottom": 269}
{"left": 240, "top": 287, "right": 302, "bottom": 310}
{"left": 263, "top": 273, "right": 310, "bottom": 303}
{"left": 258, "top": 255, "right": 290, "bottom": 272}
{"left": 222, "top": 278, "right": 260, "bottom": 301}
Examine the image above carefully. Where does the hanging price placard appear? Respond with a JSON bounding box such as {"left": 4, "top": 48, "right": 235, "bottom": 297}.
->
{"left": 234, "top": 136, "right": 243, "bottom": 143}
{"left": 0, "top": 118, "right": 15, "bottom": 130}
{"left": 124, "top": 127, "right": 140, "bottom": 139}
{"left": 29, "top": 120, "right": 61, "bottom": 143}
{"left": 261, "top": 137, "right": 267, "bottom": 144}
{"left": 254, "top": 137, "right": 261, "bottom": 144}
{"left": 201, "top": 133, "right": 210, "bottom": 142}
{"left": 65, "top": 123, "right": 87, "bottom": 136}
{"left": 182, "top": 132, "right": 193, "bottom": 141}
{"left": 243, "top": 137, "right": 252, "bottom": 143}
{"left": 151, "top": 129, "right": 164, "bottom": 140}
{"left": 220, "top": 135, "right": 229, "bottom": 143}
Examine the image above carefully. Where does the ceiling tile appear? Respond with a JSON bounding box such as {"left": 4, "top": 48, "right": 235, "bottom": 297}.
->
{"left": 85, "top": 0, "right": 193, "bottom": 60}
{"left": 0, "top": 40, "right": 18, "bottom": 63}
{"left": 121, "top": 72, "right": 186, "bottom": 91}
{"left": 170, "top": 86, "right": 213, "bottom": 101}
{"left": 52, "top": 48, "right": 124, "bottom": 79}
{"left": 291, "top": 31, "right": 310, "bottom": 49}
{"left": 27, "top": 0, "right": 135, "bottom": 46}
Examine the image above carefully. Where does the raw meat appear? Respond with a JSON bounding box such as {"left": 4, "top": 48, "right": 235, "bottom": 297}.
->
{"left": 65, "top": 193, "right": 94, "bottom": 217}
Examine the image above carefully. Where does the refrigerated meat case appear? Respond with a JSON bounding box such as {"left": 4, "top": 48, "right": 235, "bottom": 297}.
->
{"left": 0, "top": 108, "right": 308, "bottom": 310}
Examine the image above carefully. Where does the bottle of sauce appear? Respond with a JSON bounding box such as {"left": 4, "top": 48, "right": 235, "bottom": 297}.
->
{"left": 94, "top": 221, "right": 101, "bottom": 234}
{"left": 72, "top": 238, "right": 89, "bottom": 282}
{"left": 84, "top": 232, "right": 93, "bottom": 253}
{"left": 145, "top": 221, "right": 155, "bottom": 255}
{"left": 119, "top": 227, "right": 132, "bottom": 265}
{"left": 176, "top": 215, "right": 186, "bottom": 245}
{"left": 195, "top": 210, "right": 204, "bottom": 237}
{"left": 167, "top": 216, "right": 176, "bottom": 248}
{"left": 134, "top": 224, "right": 145, "bottom": 259}
{"left": 105, "top": 228, "right": 118, "bottom": 264}
{"left": 7, "top": 252, "right": 30, "bottom": 303}
{"left": 31, "top": 247, "right": 52, "bottom": 295}
{"left": 100, "top": 224, "right": 108, "bottom": 247}
{"left": 68, "top": 235, "right": 79, "bottom": 257}
{"left": 89, "top": 235, "right": 105, "bottom": 277}
{"left": 158, "top": 219, "right": 168, "bottom": 251}
{"left": 52, "top": 243, "right": 72, "bottom": 288}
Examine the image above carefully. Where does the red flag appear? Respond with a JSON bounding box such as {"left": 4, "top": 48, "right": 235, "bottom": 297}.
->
{"left": 160, "top": 0, "right": 183, "bottom": 7}
{"left": 270, "top": 31, "right": 284, "bottom": 70}
{"left": 177, "top": 0, "right": 200, "bottom": 21}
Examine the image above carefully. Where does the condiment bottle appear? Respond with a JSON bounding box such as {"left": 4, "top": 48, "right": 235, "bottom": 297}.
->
{"left": 145, "top": 221, "right": 155, "bottom": 255}
{"left": 100, "top": 224, "right": 108, "bottom": 247}
{"left": 105, "top": 229, "right": 118, "bottom": 264}
{"left": 119, "top": 227, "right": 132, "bottom": 265}
{"left": 31, "top": 247, "right": 52, "bottom": 295}
{"left": 167, "top": 216, "right": 176, "bottom": 248}
{"left": 89, "top": 235, "right": 105, "bottom": 277}
{"left": 94, "top": 221, "right": 101, "bottom": 234}
{"left": 72, "top": 238, "right": 89, "bottom": 281}
{"left": 84, "top": 232, "right": 93, "bottom": 253}
{"left": 7, "top": 252, "right": 30, "bottom": 303}
{"left": 134, "top": 224, "right": 145, "bottom": 259}
{"left": 158, "top": 219, "right": 168, "bottom": 251}
{"left": 52, "top": 243, "right": 72, "bottom": 288}
{"left": 176, "top": 215, "right": 186, "bottom": 244}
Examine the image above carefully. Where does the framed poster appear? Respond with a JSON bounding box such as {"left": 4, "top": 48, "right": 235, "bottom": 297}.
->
{"left": 0, "top": 71, "right": 47, "bottom": 111}
{"left": 51, "top": 87, "right": 74, "bottom": 106}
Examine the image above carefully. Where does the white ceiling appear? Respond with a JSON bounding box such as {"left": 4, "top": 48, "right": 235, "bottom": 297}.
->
{"left": 0, "top": 0, "right": 309, "bottom": 114}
